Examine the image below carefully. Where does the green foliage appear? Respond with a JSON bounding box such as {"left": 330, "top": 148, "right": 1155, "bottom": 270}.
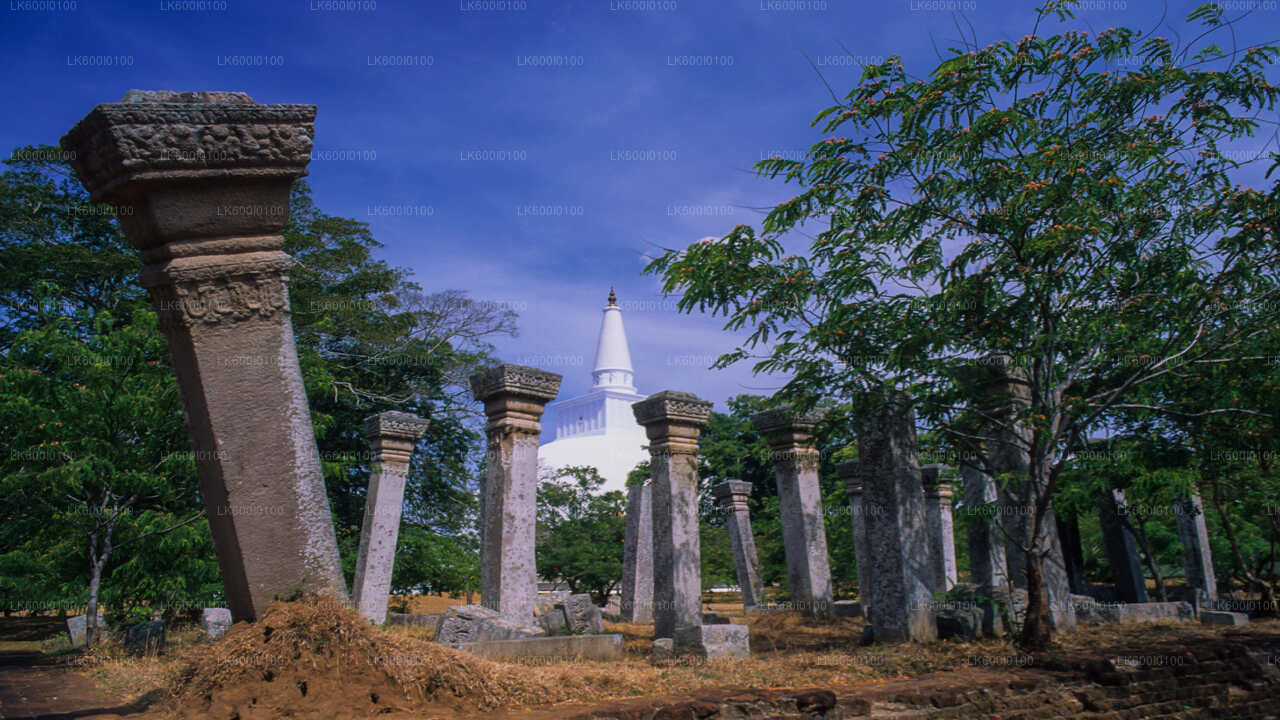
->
{"left": 536, "top": 466, "right": 627, "bottom": 605}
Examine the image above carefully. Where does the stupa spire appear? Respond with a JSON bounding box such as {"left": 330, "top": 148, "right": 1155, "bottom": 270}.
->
{"left": 593, "top": 287, "right": 634, "bottom": 391}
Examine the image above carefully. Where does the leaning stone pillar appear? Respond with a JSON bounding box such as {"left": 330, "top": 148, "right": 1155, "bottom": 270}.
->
{"left": 1056, "top": 515, "right": 1089, "bottom": 595}
{"left": 620, "top": 482, "right": 655, "bottom": 623}
{"left": 857, "top": 392, "right": 936, "bottom": 642}
{"left": 633, "top": 391, "right": 712, "bottom": 641}
{"left": 60, "top": 90, "right": 346, "bottom": 621}
{"left": 837, "top": 460, "right": 873, "bottom": 613}
{"left": 1175, "top": 493, "right": 1217, "bottom": 607}
{"left": 352, "top": 411, "right": 428, "bottom": 625}
{"left": 712, "top": 480, "right": 765, "bottom": 608}
{"left": 921, "top": 464, "right": 959, "bottom": 592}
{"left": 470, "top": 364, "right": 562, "bottom": 624}
{"left": 751, "top": 407, "right": 834, "bottom": 619}
{"left": 1098, "top": 489, "right": 1149, "bottom": 604}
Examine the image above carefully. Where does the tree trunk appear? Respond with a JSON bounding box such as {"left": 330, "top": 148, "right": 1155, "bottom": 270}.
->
{"left": 1019, "top": 546, "right": 1052, "bottom": 651}
{"left": 86, "top": 556, "right": 105, "bottom": 647}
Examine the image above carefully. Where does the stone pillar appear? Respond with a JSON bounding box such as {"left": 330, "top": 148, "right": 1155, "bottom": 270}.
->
{"left": 712, "top": 480, "right": 765, "bottom": 608}
{"left": 837, "top": 460, "right": 873, "bottom": 611}
{"left": 352, "top": 411, "right": 427, "bottom": 625}
{"left": 1098, "top": 489, "right": 1148, "bottom": 604}
{"left": 620, "top": 482, "right": 654, "bottom": 623}
{"left": 983, "top": 359, "right": 1076, "bottom": 630}
{"left": 470, "top": 364, "right": 562, "bottom": 624}
{"left": 857, "top": 393, "right": 936, "bottom": 643}
{"left": 60, "top": 90, "right": 346, "bottom": 621}
{"left": 633, "top": 390, "right": 712, "bottom": 642}
{"left": 961, "top": 461, "right": 1008, "bottom": 635}
{"left": 1056, "top": 515, "right": 1089, "bottom": 595}
{"left": 1176, "top": 493, "right": 1217, "bottom": 606}
{"left": 921, "top": 465, "right": 959, "bottom": 592}
{"left": 751, "top": 407, "right": 834, "bottom": 619}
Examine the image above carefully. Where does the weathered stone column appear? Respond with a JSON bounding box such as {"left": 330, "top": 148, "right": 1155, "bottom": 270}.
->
{"left": 961, "top": 461, "right": 1008, "bottom": 635}
{"left": 1175, "top": 493, "right": 1217, "bottom": 606}
{"left": 1056, "top": 515, "right": 1089, "bottom": 595}
{"left": 470, "top": 364, "right": 562, "bottom": 624}
{"left": 633, "top": 391, "right": 712, "bottom": 641}
{"left": 1098, "top": 489, "right": 1149, "bottom": 604}
{"left": 857, "top": 393, "right": 936, "bottom": 643}
{"left": 712, "top": 480, "right": 765, "bottom": 608}
{"left": 60, "top": 90, "right": 346, "bottom": 621}
{"left": 837, "top": 460, "right": 873, "bottom": 612}
{"left": 921, "top": 464, "right": 959, "bottom": 592}
{"left": 751, "top": 407, "right": 834, "bottom": 619}
{"left": 352, "top": 411, "right": 428, "bottom": 625}
{"left": 620, "top": 482, "right": 654, "bottom": 623}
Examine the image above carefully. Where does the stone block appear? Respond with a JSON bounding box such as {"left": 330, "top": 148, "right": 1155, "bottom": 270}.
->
{"left": 433, "top": 604, "right": 545, "bottom": 647}
{"left": 201, "top": 608, "right": 232, "bottom": 640}
{"left": 1074, "top": 599, "right": 1193, "bottom": 625}
{"left": 563, "top": 593, "right": 605, "bottom": 634}
{"left": 457, "top": 633, "right": 622, "bottom": 662}
{"left": 936, "top": 606, "right": 983, "bottom": 640}
{"left": 1200, "top": 610, "right": 1249, "bottom": 626}
{"left": 536, "top": 605, "right": 570, "bottom": 635}
{"left": 66, "top": 612, "right": 102, "bottom": 647}
{"left": 385, "top": 613, "right": 440, "bottom": 628}
{"left": 124, "top": 620, "right": 167, "bottom": 654}
{"left": 620, "top": 483, "right": 654, "bottom": 624}
{"left": 833, "top": 600, "right": 864, "bottom": 618}
{"left": 653, "top": 637, "right": 674, "bottom": 657}
{"left": 673, "top": 624, "right": 750, "bottom": 659}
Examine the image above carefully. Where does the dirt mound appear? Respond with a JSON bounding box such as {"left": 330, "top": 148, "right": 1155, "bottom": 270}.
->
{"left": 159, "top": 596, "right": 591, "bottom": 719}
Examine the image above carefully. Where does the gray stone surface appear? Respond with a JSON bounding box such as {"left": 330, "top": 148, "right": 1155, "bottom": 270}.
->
{"left": 961, "top": 462, "right": 1008, "bottom": 636}
{"left": 752, "top": 407, "right": 834, "bottom": 619}
{"left": 673, "top": 624, "right": 750, "bottom": 659}
{"left": 471, "top": 364, "right": 562, "bottom": 624}
{"left": 1176, "top": 493, "right": 1218, "bottom": 606}
{"left": 837, "top": 460, "right": 873, "bottom": 613}
{"left": 921, "top": 464, "right": 959, "bottom": 592}
{"left": 385, "top": 613, "right": 441, "bottom": 628}
{"left": 433, "top": 604, "right": 545, "bottom": 647}
{"left": 935, "top": 606, "right": 983, "bottom": 640}
{"left": 633, "top": 390, "right": 712, "bottom": 644}
{"left": 66, "top": 613, "right": 101, "bottom": 647}
{"left": 857, "top": 393, "right": 936, "bottom": 643}
{"left": 535, "top": 605, "right": 570, "bottom": 635}
{"left": 124, "top": 620, "right": 167, "bottom": 654}
{"left": 833, "top": 600, "right": 864, "bottom": 618}
{"left": 1098, "top": 488, "right": 1149, "bottom": 604}
{"left": 61, "top": 91, "right": 347, "bottom": 622}
{"left": 653, "top": 637, "right": 674, "bottom": 657}
{"left": 200, "top": 607, "right": 232, "bottom": 640}
{"left": 1057, "top": 515, "right": 1089, "bottom": 595}
{"left": 711, "top": 479, "right": 765, "bottom": 608}
{"left": 620, "top": 482, "right": 654, "bottom": 623}
{"left": 563, "top": 594, "right": 606, "bottom": 634}
{"left": 457, "top": 633, "right": 623, "bottom": 661}
{"left": 353, "top": 411, "right": 428, "bottom": 625}
{"left": 1073, "top": 599, "right": 1193, "bottom": 625}
{"left": 1200, "top": 610, "right": 1249, "bottom": 626}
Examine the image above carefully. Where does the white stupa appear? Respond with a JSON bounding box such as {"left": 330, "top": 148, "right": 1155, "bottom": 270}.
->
{"left": 538, "top": 289, "right": 649, "bottom": 493}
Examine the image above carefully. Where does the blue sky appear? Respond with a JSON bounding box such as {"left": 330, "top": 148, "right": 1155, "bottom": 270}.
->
{"left": 2, "top": 0, "right": 1276, "bottom": 409}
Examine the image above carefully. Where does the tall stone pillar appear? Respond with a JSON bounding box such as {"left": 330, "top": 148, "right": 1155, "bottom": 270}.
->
{"left": 60, "top": 90, "right": 346, "bottom": 621}
{"left": 1175, "top": 493, "right": 1217, "bottom": 606}
{"left": 961, "top": 461, "right": 1008, "bottom": 635}
{"left": 837, "top": 460, "right": 873, "bottom": 612}
{"left": 633, "top": 390, "right": 712, "bottom": 641}
{"left": 921, "top": 464, "right": 959, "bottom": 592}
{"left": 1098, "top": 489, "right": 1149, "bottom": 604}
{"left": 712, "top": 480, "right": 765, "bottom": 608}
{"left": 857, "top": 393, "right": 936, "bottom": 643}
{"left": 751, "top": 407, "right": 834, "bottom": 619}
{"left": 1056, "top": 515, "right": 1089, "bottom": 595}
{"left": 470, "top": 364, "right": 562, "bottom": 623}
{"left": 983, "top": 358, "right": 1076, "bottom": 630}
{"left": 620, "top": 482, "right": 654, "bottom": 623}
{"left": 353, "top": 411, "right": 428, "bottom": 624}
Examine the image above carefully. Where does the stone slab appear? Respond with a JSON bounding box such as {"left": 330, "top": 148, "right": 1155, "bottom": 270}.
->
{"left": 385, "top": 613, "right": 441, "bottom": 628}
{"left": 434, "top": 604, "right": 545, "bottom": 647}
{"left": 1200, "top": 610, "right": 1249, "bottom": 626}
{"left": 456, "top": 633, "right": 623, "bottom": 662}
{"left": 563, "top": 594, "right": 605, "bottom": 634}
{"left": 833, "top": 600, "right": 864, "bottom": 618}
{"left": 1073, "top": 599, "right": 1193, "bottom": 625}
{"left": 124, "top": 620, "right": 166, "bottom": 654}
{"left": 201, "top": 608, "right": 232, "bottom": 640}
{"left": 673, "top": 624, "right": 750, "bottom": 659}
{"left": 66, "top": 612, "right": 102, "bottom": 647}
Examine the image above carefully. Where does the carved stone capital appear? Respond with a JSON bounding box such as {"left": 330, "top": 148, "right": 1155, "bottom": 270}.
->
{"left": 836, "top": 459, "right": 863, "bottom": 496}
{"left": 470, "top": 364, "right": 562, "bottom": 435}
{"left": 142, "top": 251, "right": 292, "bottom": 330}
{"left": 632, "top": 390, "right": 712, "bottom": 455}
{"left": 712, "top": 479, "right": 753, "bottom": 512}
{"left": 363, "top": 411, "right": 428, "bottom": 467}
{"left": 750, "top": 406, "right": 826, "bottom": 450}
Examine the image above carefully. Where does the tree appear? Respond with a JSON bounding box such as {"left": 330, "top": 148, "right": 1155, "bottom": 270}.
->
{"left": 535, "top": 466, "right": 627, "bottom": 605}
{"left": 646, "top": 1, "right": 1279, "bottom": 648}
